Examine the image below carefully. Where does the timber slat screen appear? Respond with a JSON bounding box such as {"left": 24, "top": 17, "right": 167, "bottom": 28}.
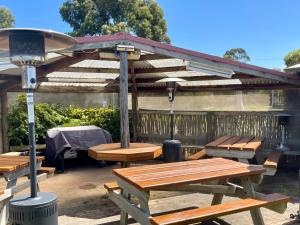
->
{"left": 136, "top": 110, "right": 283, "bottom": 150}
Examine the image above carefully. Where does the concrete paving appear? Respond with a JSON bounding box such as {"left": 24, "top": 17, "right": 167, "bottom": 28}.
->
{"left": 5, "top": 158, "right": 300, "bottom": 225}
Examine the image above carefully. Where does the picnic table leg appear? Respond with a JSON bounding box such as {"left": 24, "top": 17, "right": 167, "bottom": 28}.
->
{"left": 0, "top": 178, "right": 17, "bottom": 225}
{"left": 116, "top": 177, "right": 151, "bottom": 225}
{"left": 238, "top": 158, "right": 249, "bottom": 164}
{"left": 121, "top": 162, "right": 130, "bottom": 168}
{"left": 241, "top": 177, "right": 265, "bottom": 225}
{"left": 120, "top": 190, "right": 130, "bottom": 225}
{"left": 211, "top": 179, "right": 226, "bottom": 205}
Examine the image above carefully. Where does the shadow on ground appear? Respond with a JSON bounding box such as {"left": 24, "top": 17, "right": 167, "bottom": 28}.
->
{"left": 99, "top": 218, "right": 232, "bottom": 225}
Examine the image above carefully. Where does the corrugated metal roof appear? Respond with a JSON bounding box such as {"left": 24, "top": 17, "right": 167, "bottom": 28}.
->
{"left": 179, "top": 79, "right": 242, "bottom": 86}
{"left": 47, "top": 72, "right": 119, "bottom": 80}
{"left": 71, "top": 60, "right": 120, "bottom": 68}
{"left": 136, "top": 70, "right": 216, "bottom": 79}
{"left": 39, "top": 82, "right": 108, "bottom": 87}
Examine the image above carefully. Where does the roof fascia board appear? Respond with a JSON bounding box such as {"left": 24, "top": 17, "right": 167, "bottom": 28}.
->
{"left": 74, "top": 40, "right": 130, "bottom": 52}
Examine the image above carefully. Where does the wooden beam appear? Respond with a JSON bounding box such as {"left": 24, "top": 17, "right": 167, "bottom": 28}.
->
{"left": 0, "top": 92, "right": 9, "bottom": 153}
{"left": 139, "top": 54, "right": 173, "bottom": 61}
{"left": 135, "top": 66, "right": 186, "bottom": 74}
{"left": 36, "top": 52, "right": 99, "bottom": 79}
{"left": 0, "top": 81, "right": 20, "bottom": 92}
{"left": 119, "top": 51, "right": 130, "bottom": 148}
{"left": 0, "top": 74, "right": 21, "bottom": 82}
{"left": 131, "top": 62, "right": 138, "bottom": 142}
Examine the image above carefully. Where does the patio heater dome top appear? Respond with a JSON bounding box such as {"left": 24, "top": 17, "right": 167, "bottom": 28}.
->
{"left": 0, "top": 28, "right": 76, "bottom": 52}
{"left": 0, "top": 28, "right": 76, "bottom": 66}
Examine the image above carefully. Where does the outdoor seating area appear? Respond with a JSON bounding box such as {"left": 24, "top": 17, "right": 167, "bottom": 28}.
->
{"left": 1, "top": 2, "right": 300, "bottom": 224}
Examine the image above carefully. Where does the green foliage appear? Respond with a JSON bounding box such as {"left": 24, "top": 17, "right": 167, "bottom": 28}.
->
{"left": 0, "top": 6, "right": 15, "bottom": 28}
{"left": 59, "top": 0, "right": 170, "bottom": 43}
{"left": 63, "top": 106, "right": 121, "bottom": 140}
{"left": 8, "top": 94, "right": 121, "bottom": 145}
{"left": 223, "top": 48, "right": 250, "bottom": 63}
{"left": 284, "top": 49, "right": 300, "bottom": 67}
{"left": 8, "top": 95, "right": 68, "bottom": 145}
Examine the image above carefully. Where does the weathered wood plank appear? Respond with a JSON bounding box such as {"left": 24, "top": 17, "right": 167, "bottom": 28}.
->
{"left": 113, "top": 158, "right": 265, "bottom": 190}
{"left": 230, "top": 136, "right": 255, "bottom": 150}
{"left": 150, "top": 193, "right": 288, "bottom": 225}
{"left": 119, "top": 51, "right": 130, "bottom": 148}
{"left": 243, "top": 138, "right": 264, "bottom": 151}
{"left": 186, "top": 149, "right": 207, "bottom": 160}
{"left": 205, "top": 136, "right": 233, "bottom": 148}
{"left": 217, "top": 136, "right": 243, "bottom": 149}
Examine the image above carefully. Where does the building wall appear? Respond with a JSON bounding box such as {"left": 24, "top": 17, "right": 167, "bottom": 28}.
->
{"left": 132, "top": 89, "right": 285, "bottom": 111}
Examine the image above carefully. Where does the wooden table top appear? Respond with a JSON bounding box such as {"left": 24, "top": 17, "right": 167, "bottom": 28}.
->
{"left": 205, "top": 136, "right": 264, "bottom": 152}
{"left": 113, "top": 158, "right": 266, "bottom": 190}
{"left": 0, "top": 156, "right": 44, "bottom": 172}
{"left": 88, "top": 143, "right": 162, "bottom": 162}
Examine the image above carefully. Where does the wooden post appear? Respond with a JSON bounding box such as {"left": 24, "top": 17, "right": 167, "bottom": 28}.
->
{"left": 1, "top": 92, "right": 9, "bottom": 153}
{"left": 119, "top": 51, "right": 130, "bottom": 148}
{"left": 131, "top": 63, "right": 139, "bottom": 142}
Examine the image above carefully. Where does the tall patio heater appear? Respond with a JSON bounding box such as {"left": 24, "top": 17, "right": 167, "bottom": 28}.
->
{"left": 156, "top": 78, "right": 185, "bottom": 162}
{"left": 0, "top": 28, "right": 76, "bottom": 225}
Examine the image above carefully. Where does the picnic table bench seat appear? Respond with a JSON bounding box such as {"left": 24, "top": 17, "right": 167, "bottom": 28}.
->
{"left": 37, "top": 167, "right": 56, "bottom": 177}
{"left": 104, "top": 181, "right": 289, "bottom": 225}
{"left": 263, "top": 151, "right": 283, "bottom": 176}
{"left": 186, "top": 149, "right": 207, "bottom": 161}
{"left": 150, "top": 193, "right": 289, "bottom": 225}
{"left": 104, "top": 181, "right": 119, "bottom": 191}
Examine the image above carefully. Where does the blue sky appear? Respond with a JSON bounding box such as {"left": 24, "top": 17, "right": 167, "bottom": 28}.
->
{"left": 1, "top": 0, "right": 299, "bottom": 69}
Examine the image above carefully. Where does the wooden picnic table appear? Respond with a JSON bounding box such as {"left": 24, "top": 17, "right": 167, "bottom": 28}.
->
{"left": 106, "top": 158, "right": 288, "bottom": 225}
{"left": 0, "top": 155, "right": 44, "bottom": 225}
{"left": 204, "top": 136, "right": 264, "bottom": 163}
{"left": 88, "top": 143, "right": 162, "bottom": 167}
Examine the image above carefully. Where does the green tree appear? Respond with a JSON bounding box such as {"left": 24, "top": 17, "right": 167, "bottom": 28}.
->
{"left": 284, "top": 49, "right": 300, "bottom": 67}
{"left": 223, "top": 48, "right": 250, "bottom": 63}
{"left": 0, "top": 6, "right": 15, "bottom": 28}
{"left": 59, "top": 0, "right": 170, "bottom": 43}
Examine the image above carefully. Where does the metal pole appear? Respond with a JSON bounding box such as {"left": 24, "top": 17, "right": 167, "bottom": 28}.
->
{"left": 24, "top": 66, "right": 37, "bottom": 198}
{"left": 119, "top": 51, "right": 130, "bottom": 148}
{"left": 170, "top": 101, "right": 174, "bottom": 140}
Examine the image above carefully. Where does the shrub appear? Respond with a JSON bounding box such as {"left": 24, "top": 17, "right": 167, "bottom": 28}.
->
{"left": 8, "top": 94, "right": 122, "bottom": 145}
{"left": 62, "top": 106, "right": 121, "bottom": 141}
{"left": 8, "top": 95, "right": 68, "bottom": 145}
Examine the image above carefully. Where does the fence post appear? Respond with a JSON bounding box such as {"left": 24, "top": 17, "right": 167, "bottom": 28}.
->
{"left": 206, "top": 111, "right": 214, "bottom": 143}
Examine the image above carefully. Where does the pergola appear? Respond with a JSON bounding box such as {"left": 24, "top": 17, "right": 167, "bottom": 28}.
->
{"left": 0, "top": 32, "right": 299, "bottom": 152}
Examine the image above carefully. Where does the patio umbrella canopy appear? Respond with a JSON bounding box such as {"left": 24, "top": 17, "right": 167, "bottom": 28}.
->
{"left": 0, "top": 28, "right": 76, "bottom": 225}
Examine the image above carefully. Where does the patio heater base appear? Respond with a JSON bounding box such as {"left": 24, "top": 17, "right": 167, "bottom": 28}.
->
{"left": 163, "top": 140, "right": 182, "bottom": 162}
{"left": 9, "top": 192, "right": 58, "bottom": 225}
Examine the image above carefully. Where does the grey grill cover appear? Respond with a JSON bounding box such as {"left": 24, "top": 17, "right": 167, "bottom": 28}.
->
{"left": 46, "top": 125, "right": 112, "bottom": 165}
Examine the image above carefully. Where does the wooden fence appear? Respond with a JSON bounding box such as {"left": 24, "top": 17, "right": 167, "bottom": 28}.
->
{"left": 136, "top": 110, "right": 283, "bottom": 150}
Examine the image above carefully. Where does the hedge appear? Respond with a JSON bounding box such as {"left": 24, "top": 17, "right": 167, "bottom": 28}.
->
{"left": 8, "top": 94, "right": 122, "bottom": 145}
